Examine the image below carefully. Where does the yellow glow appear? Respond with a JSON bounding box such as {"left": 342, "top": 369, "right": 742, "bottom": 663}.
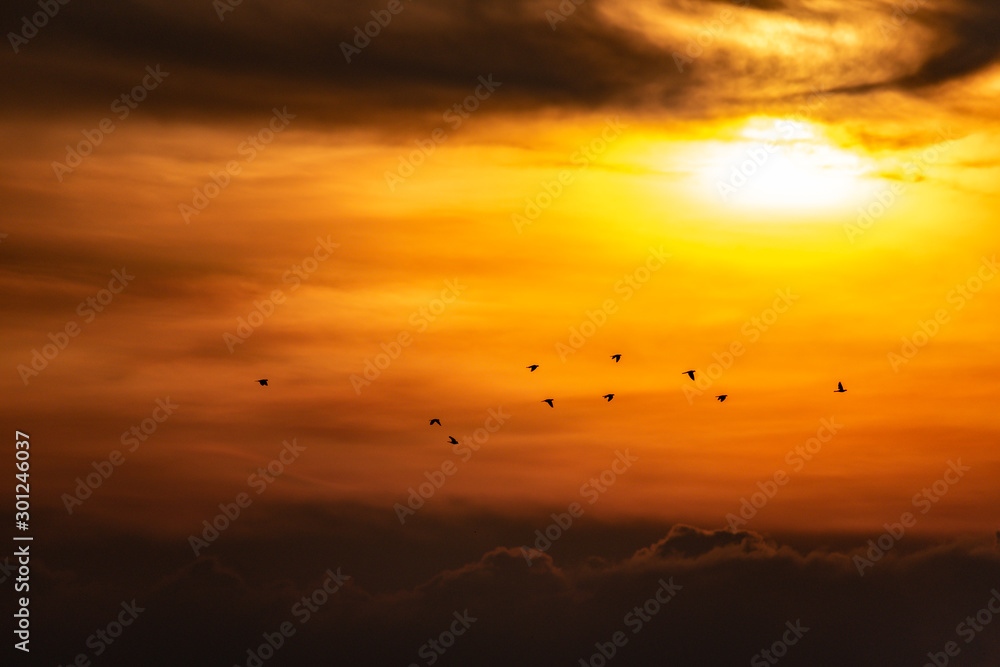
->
{"left": 696, "top": 118, "right": 873, "bottom": 213}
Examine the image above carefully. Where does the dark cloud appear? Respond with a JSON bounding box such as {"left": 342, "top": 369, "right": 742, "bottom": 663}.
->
{"left": 16, "top": 506, "right": 1000, "bottom": 666}
{"left": 1, "top": 0, "right": 690, "bottom": 126}
{"left": 634, "top": 523, "right": 774, "bottom": 559}
{"left": 3, "top": 0, "right": 998, "bottom": 129}
{"left": 894, "top": 0, "right": 1000, "bottom": 88}
{"left": 826, "top": 0, "right": 1000, "bottom": 96}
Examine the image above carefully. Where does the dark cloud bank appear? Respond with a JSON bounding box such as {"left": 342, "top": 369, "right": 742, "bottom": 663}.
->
{"left": 7, "top": 505, "right": 1000, "bottom": 666}
{"left": 3, "top": 0, "right": 1000, "bottom": 129}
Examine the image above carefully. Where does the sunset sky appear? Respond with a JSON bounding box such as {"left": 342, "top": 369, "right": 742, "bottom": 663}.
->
{"left": 4, "top": 0, "right": 1000, "bottom": 665}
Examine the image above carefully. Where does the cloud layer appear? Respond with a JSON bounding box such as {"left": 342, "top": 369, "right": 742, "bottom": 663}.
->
{"left": 4, "top": 0, "right": 1000, "bottom": 130}
{"left": 19, "top": 513, "right": 1000, "bottom": 666}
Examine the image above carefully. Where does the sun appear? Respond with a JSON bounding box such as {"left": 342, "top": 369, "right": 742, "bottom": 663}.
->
{"left": 698, "top": 117, "right": 873, "bottom": 213}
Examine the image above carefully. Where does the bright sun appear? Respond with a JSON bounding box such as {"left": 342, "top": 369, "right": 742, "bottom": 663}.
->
{"left": 698, "top": 118, "right": 872, "bottom": 212}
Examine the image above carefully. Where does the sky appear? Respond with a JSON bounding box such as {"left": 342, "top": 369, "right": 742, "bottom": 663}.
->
{"left": 3, "top": 0, "right": 1000, "bottom": 664}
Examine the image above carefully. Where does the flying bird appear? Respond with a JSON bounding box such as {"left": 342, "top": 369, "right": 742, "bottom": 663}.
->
{"left": 610, "top": 354, "right": 621, "bottom": 362}
{"left": 448, "top": 436, "right": 459, "bottom": 444}
{"left": 603, "top": 394, "right": 614, "bottom": 401}
{"left": 527, "top": 365, "right": 539, "bottom": 372}
{"left": 715, "top": 395, "right": 727, "bottom": 402}
{"left": 542, "top": 399, "right": 554, "bottom": 407}
{"left": 429, "top": 419, "right": 441, "bottom": 426}
{"left": 834, "top": 382, "right": 847, "bottom": 393}
{"left": 256, "top": 379, "right": 268, "bottom": 386}
{"left": 683, "top": 370, "right": 696, "bottom": 380}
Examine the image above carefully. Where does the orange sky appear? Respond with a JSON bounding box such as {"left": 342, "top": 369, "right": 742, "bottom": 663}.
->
{"left": 8, "top": 1, "right": 1000, "bottom": 664}
{"left": 5, "top": 104, "right": 999, "bottom": 538}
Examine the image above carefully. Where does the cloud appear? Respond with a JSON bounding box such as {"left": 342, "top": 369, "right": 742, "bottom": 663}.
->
{"left": 632, "top": 523, "right": 775, "bottom": 559}
{"left": 21, "top": 508, "right": 1000, "bottom": 666}
{"left": 3, "top": 0, "right": 999, "bottom": 130}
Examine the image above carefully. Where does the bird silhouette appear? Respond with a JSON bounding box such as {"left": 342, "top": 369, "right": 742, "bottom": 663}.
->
{"left": 542, "top": 399, "right": 554, "bottom": 407}
{"left": 448, "top": 436, "right": 459, "bottom": 444}
{"left": 611, "top": 354, "right": 621, "bottom": 362}
{"left": 683, "top": 370, "right": 696, "bottom": 380}
{"left": 603, "top": 394, "right": 614, "bottom": 401}
{"left": 834, "top": 382, "right": 846, "bottom": 393}
{"left": 527, "top": 365, "right": 539, "bottom": 372}
{"left": 715, "top": 395, "right": 727, "bottom": 402}
{"left": 256, "top": 379, "right": 268, "bottom": 386}
{"left": 429, "top": 419, "right": 441, "bottom": 426}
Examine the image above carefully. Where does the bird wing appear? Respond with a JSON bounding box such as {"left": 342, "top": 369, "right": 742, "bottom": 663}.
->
{"left": 838, "top": 382, "right": 844, "bottom": 391}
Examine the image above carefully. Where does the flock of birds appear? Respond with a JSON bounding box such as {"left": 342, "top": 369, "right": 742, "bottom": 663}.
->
{"left": 254, "top": 364, "right": 849, "bottom": 441}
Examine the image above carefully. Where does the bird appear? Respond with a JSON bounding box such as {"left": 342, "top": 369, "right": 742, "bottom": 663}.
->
{"left": 603, "top": 394, "right": 614, "bottom": 401}
{"left": 448, "top": 436, "right": 459, "bottom": 444}
{"left": 527, "top": 365, "right": 539, "bottom": 372}
{"left": 834, "top": 382, "right": 846, "bottom": 393}
{"left": 610, "top": 354, "right": 621, "bottom": 362}
{"left": 429, "top": 419, "right": 441, "bottom": 426}
{"left": 256, "top": 379, "right": 268, "bottom": 386}
{"left": 715, "top": 395, "right": 727, "bottom": 402}
{"left": 682, "top": 370, "right": 696, "bottom": 380}
{"left": 542, "top": 399, "right": 554, "bottom": 407}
